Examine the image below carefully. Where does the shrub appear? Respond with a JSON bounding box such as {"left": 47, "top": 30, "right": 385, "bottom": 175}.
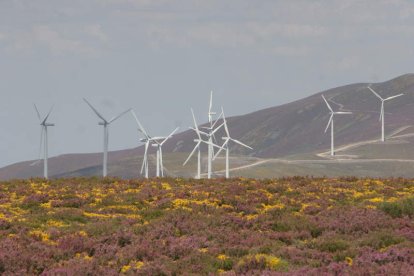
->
{"left": 235, "top": 254, "right": 288, "bottom": 272}
{"left": 21, "top": 193, "right": 49, "bottom": 209}
{"left": 214, "top": 254, "right": 233, "bottom": 271}
{"left": 378, "top": 197, "right": 414, "bottom": 218}
{"left": 317, "top": 239, "right": 349, "bottom": 253}
{"left": 360, "top": 231, "right": 405, "bottom": 250}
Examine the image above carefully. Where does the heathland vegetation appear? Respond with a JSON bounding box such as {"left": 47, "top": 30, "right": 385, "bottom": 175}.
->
{"left": 0, "top": 177, "right": 413, "bottom": 274}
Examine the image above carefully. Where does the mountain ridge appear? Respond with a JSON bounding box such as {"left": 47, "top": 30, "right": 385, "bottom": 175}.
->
{"left": 1, "top": 73, "right": 414, "bottom": 179}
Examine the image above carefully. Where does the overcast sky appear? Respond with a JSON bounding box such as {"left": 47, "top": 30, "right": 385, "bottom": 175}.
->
{"left": 0, "top": 0, "right": 414, "bottom": 167}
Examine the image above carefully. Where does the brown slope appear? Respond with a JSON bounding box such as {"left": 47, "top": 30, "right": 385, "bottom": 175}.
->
{"left": 1, "top": 73, "right": 414, "bottom": 179}
{"left": 163, "top": 73, "right": 414, "bottom": 157}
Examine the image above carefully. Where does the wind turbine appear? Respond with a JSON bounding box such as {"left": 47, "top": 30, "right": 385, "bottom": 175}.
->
{"left": 83, "top": 98, "right": 131, "bottom": 177}
{"left": 131, "top": 110, "right": 178, "bottom": 178}
{"left": 213, "top": 107, "right": 252, "bottom": 178}
{"left": 203, "top": 91, "right": 225, "bottom": 178}
{"left": 31, "top": 105, "right": 54, "bottom": 179}
{"left": 152, "top": 127, "right": 179, "bottom": 177}
{"left": 322, "top": 95, "right": 352, "bottom": 156}
{"left": 368, "top": 86, "right": 404, "bottom": 142}
{"left": 183, "top": 108, "right": 223, "bottom": 179}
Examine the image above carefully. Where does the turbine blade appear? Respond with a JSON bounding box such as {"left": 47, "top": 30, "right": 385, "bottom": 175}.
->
{"left": 141, "top": 142, "right": 149, "bottom": 175}
{"left": 384, "top": 93, "right": 404, "bottom": 101}
{"left": 211, "top": 122, "right": 225, "bottom": 135}
{"left": 31, "top": 126, "right": 44, "bottom": 166}
{"left": 34, "top": 104, "right": 41, "bottom": 121}
{"left": 183, "top": 142, "right": 201, "bottom": 166}
{"left": 213, "top": 139, "right": 229, "bottom": 159}
{"left": 209, "top": 91, "right": 213, "bottom": 115}
{"left": 190, "top": 108, "right": 202, "bottom": 139}
{"left": 83, "top": 98, "right": 108, "bottom": 123}
{"left": 321, "top": 95, "right": 333, "bottom": 112}
{"left": 200, "top": 139, "right": 224, "bottom": 150}
{"left": 140, "top": 157, "right": 145, "bottom": 175}
{"left": 334, "top": 112, "right": 352, "bottom": 115}
{"left": 368, "top": 87, "right": 383, "bottom": 100}
{"left": 131, "top": 110, "right": 150, "bottom": 139}
{"left": 189, "top": 127, "right": 209, "bottom": 137}
{"left": 325, "top": 114, "right": 333, "bottom": 133}
{"left": 221, "top": 107, "right": 230, "bottom": 136}
{"left": 30, "top": 160, "right": 41, "bottom": 166}
{"left": 41, "top": 106, "right": 54, "bottom": 125}
{"left": 231, "top": 138, "right": 253, "bottom": 150}
{"left": 211, "top": 110, "right": 223, "bottom": 129}
{"left": 161, "top": 127, "right": 179, "bottom": 146}
{"left": 109, "top": 108, "right": 132, "bottom": 123}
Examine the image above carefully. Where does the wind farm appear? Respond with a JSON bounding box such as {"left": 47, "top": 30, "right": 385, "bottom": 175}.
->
{"left": 2, "top": 1, "right": 414, "bottom": 274}
{"left": 1, "top": 59, "right": 414, "bottom": 276}
{"left": 3, "top": 74, "right": 414, "bottom": 179}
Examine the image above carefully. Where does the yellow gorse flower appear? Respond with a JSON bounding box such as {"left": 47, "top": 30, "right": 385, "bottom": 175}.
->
{"left": 217, "top": 254, "right": 229, "bottom": 261}
{"left": 120, "top": 265, "right": 131, "bottom": 273}
{"left": 345, "top": 257, "right": 353, "bottom": 266}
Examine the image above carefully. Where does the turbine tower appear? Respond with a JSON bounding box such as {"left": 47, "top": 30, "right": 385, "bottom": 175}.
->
{"left": 203, "top": 91, "right": 225, "bottom": 178}
{"left": 322, "top": 95, "right": 352, "bottom": 156}
{"left": 183, "top": 108, "right": 223, "bottom": 179}
{"left": 152, "top": 127, "right": 179, "bottom": 177}
{"left": 368, "top": 86, "right": 404, "bottom": 142}
{"left": 32, "top": 105, "right": 54, "bottom": 179}
{"left": 83, "top": 98, "right": 131, "bottom": 177}
{"left": 213, "top": 107, "right": 252, "bottom": 178}
{"left": 207, "top": 91, "right": 215, "bottom": 178}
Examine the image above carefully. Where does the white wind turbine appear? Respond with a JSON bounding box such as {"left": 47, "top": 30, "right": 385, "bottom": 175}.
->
{"left": 152, "top": 127, "right": 179, "bottom": 177}
{"left": 203, "top": 91, "right": 225, "bottom": 178}
{"left": 183, "top": 108, "right": 223, "bottom": 179}
{"left": 322, "top": 95, "right": 352, "bottom": 156}
{"left": 83, "top": 98, "right": 131, "bottom": 177}
{"left": 131, "top": 110, "right": 178, "bottom": 178}
{"left": 31, "top": 105, "right": 54, "bottom": 179}
{"left": 368, "top": 86, "right": 404, "bottom": 142}
{"left": 213, "top": 107, "right": 252, "bottom": 178}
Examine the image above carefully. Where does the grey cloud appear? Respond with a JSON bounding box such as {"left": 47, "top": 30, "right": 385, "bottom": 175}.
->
{"left": 84, "top": 24, "right": 108, "bottom": 42}
{"left": 32, "top": 25, "right": 97, "bottom": 56}
{"left": 4, "top": 25, "right": 101, "bottom": 57}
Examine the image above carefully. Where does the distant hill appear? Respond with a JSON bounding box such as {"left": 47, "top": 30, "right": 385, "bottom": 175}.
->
{"left": 1, "top": 74, "right": 414, "bottom": 179}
